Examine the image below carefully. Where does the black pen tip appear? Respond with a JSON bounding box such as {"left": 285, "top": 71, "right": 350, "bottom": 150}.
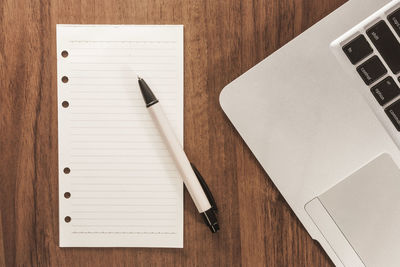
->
{"left": 137, "top": 77, "right": 159, "bottom": 107}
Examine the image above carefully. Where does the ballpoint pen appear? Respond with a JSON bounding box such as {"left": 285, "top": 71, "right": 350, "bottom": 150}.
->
{"left": 137, "top": 76, "right": 219, "bottom": 233}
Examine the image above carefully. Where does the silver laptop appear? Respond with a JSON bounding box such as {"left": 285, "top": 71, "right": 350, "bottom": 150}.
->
{"left": 220, "top": 0, "right": 400, "bottom": 266}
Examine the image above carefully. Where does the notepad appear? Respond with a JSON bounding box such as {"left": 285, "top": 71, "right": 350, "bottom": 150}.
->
{"left": 56, "top": 25, "right": 184, "bottom": 247}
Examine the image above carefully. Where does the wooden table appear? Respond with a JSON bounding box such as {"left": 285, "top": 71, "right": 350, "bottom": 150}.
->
{"left": 0, "top": 0, "right": 346, "bottom": 266}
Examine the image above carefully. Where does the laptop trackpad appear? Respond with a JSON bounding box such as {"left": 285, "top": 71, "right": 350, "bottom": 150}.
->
{"left": 318, "top": 154, "right": 400, "bottom": 267}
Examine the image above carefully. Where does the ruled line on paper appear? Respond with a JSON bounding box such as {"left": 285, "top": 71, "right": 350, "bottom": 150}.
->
{"left": 71, "top": 47, "right": 176, "bottom": 50}
{"left": 69, "top": 178, "right": 177, "bottom": 181}
{"left": 69, "top": 40, "right": 177, "bottom": 43}
{"left": 69, "top": 155, "right": 171, "bottom": 159}
{"left": 68, "top": 62, "right": 174, "bottom": 65}
{"left": 71, "top": 232, "right": 177, "bottom": 234}
{"left": 72, "top": 197, "right": 177, "bottom": 200}
{"left": 72, "top": 218, "right": 177, "bottom": 221}
{"left": 70, "top": 69, "right": 177, "bottom": 72}
{"left": 71, "top": 190, "right": 177, "bottom": 193}
{"left": 72, "top": 225, "right": 177, "bottom": 227}
{"left": 71, "top": 210, "right": 177, "bottom": 213}
{"left": 69, "top": 172, "right": 176, "bottom": 177}
{"left": 69, "top": 55, "right": 177, "bottom": 58}
{"left": 69, "top": 76, "right": 176, "bottom": 79}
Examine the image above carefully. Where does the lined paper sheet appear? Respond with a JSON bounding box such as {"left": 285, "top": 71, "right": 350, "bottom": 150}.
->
{"left": 57, "top": 25, "right": 183, "bottom": 247}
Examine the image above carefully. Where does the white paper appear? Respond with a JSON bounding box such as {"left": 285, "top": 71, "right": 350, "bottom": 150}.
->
{"left": 57, "top": 25, "right": 184, "bottom": 247}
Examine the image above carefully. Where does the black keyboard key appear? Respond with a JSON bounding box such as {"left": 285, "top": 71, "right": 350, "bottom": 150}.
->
{"left": 356, "top": 56, "right": 387, "bottom": 85}
{"left": 371, "top": 77, "right": 400, "bottom": 106}
{"left": 385, "top": 99, "right": 400, "bottom": 131}
{"left": 388, "top": 7, "right": 400, "bottom": 37}
{"left": 342, "top": 35, "right": 373, "bottom": 64}
{"left": 366, "top": 20, "right": 400, "bottom": 74}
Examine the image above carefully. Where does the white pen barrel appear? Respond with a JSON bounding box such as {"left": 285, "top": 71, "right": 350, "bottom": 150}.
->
{"left": 148, "top": 104, "right": 212, "bottom": 213}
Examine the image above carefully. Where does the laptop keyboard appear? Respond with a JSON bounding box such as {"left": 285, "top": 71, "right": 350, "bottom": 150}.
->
{"left": 343, "top": 7, "right": 400, "bottom": 131}
{"left": 367, "top": 20, "right": 400, "bottom": 74}
{"left": 356, "top": 55, "right": 387, "bottom": 85}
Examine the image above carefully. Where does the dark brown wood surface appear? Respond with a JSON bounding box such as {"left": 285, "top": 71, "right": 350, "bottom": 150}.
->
{"left": 0, "top": 0, "right": 347, "bottom": 266}
{"left": 0, "top": 211, "right": 4, "bottom": 267}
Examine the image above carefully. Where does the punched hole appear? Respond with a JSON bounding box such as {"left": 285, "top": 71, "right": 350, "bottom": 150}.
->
{"left": 62, "top": 76, "right": 69, "bottom": 83}
{"left": 63, "top": 167, "right": 70, "bottom": 174}
{"left": 64, "top": 192, "right": 71, "bottom": 199}
{"left": 62, "top": 101, "right": 69, "bottom": 108}
{"left": 64, "top": 216, "right": 71, "bottom": 223}
{"left": 61, "top": 50, "right": 69, "bottom": 58}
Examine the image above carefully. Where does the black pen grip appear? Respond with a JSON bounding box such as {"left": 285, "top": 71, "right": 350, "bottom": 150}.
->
{"left": 190, "top": 163, "right": 218, "bottom": 212}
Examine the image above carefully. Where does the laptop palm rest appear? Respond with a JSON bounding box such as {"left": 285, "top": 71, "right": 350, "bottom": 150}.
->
{"left": 306, "top": 154, "right": 400, "bottom": 267}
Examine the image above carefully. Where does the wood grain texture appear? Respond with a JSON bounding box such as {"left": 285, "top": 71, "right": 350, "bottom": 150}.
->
{"left": 0, "top": 211, "right": 5, "bottom": 267}
{"left": 0, "top": 0, "right": 347, "bottom": 266}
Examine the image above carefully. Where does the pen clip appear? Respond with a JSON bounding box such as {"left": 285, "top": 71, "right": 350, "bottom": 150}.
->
{"left": 190, "top": 163, "right": 218, "bottom": 212}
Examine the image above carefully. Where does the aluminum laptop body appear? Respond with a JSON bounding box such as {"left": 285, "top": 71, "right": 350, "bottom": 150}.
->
{"left": 220, "top": 0, "right": 400, "bottom": 266}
